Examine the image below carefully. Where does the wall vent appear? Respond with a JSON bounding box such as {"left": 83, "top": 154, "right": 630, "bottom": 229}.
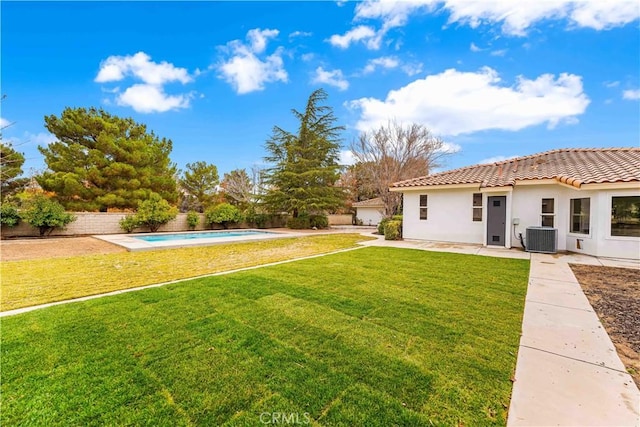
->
{"left": 526, "top": 226, "right": 558, "bottom": 254}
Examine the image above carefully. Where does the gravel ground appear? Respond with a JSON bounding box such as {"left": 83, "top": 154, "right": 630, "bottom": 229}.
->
{"left": 570, "top": 264, "right": 640, "bottom": 388}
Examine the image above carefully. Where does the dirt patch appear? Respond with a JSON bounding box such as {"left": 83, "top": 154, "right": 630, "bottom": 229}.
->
{"left": 1, "top": 237, "right": 126, "bottom": 261}
{"left": 570, "top": 264, "right": 640, "bottom": 388}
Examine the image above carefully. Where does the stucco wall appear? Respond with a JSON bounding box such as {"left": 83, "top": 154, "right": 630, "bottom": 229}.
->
{"left": 512, "top": 185, "right": 640, "bottom": 258}
{"left": 356, "top": 207, "right": 384, "bottom": 226}
{"left": 402, "top": 189, "right": 484, "bottom": 244}
{"left": 402, "top": 184, "right": 639, "bottom": 259}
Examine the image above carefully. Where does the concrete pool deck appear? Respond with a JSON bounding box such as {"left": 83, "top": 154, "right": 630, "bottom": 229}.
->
{"left": 94, "top": 229, "right": 306, "bottom": 251}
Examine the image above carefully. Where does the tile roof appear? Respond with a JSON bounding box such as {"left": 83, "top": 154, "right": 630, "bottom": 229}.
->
{"left": 352, "top": 197, "right": 384, "bottom": 207}
{"left": 391, "top": 148, "right": 640, "bottom": 189}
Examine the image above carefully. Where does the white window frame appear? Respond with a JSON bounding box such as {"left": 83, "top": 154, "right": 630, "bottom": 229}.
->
{"left": 541, "top": 198, "right": 555, "bottom": 227}
{"left": 610, "top": 195, "right": 640, "bottom": 239}
{"left": 569, "top": 198, "right": 590, "bottom": 235}
{"left": 472, "top": 193, "right": 482, "bottom": 222}
{"left": 419, "top": 194, "right": 428, "bottom": 220}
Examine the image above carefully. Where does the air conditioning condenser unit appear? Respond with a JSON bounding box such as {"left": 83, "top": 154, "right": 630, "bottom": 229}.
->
{"left": 526, "top": 226, "right": 558, "bottom": 254}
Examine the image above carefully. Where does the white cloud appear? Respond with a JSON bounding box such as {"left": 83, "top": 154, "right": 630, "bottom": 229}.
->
{"left": 327, "top": 25, "right": 381, "bottom": 49}
{"left": 604, "top": 80, "right": 620, "bottom": 88}
{"left": 622, "top": 89, "right": 640, "bottom": 100}
{"left": 289, "top": 30, "right": 312, "bottom": 40}
{"left": 351, "top": 0, "right": 639, "bottom": 39}
{"left": 401, "top": 62, "right": 423, "bottom": 76}
{"left": 470, "top": 42, "right": 483, "bottom": 52}
{"left": 479, "top": 154, "right": 520, "bottom": 164}
{"left": 28, "top": 132, "right": 57, "bottom": 146}
{"left": 116, "top": 84, "right": 192, "bottom": 113}
{"left": 363, "top": 56, "right": 400, "bottom": 74}
{"left": 6, "top": 131, "right": 57, "bottom": 148}
{"left": 349, "top": 67, "right": 590, "bottom": 135}
{"left": 312, "top": 67, "right": 349, "bottom": 91}
{"left": 217, "top": 28, "right": 288, "bottom": 94}
{"left": 95, "top": 52, "right": 194, "bottom": 113}
{"left": 490, "top": 49, "right": 508, "bottom": 57}
{"left": 95, "top": 52, "right": 192, "bottom": 85}
{"left": 339, "top": 149, "right": 356, "bottom": 166}
{"left": 247, "top": 28, "right": 279, "bottom": 54}
{"left": 301, "top": 53, "right": 315, "bottom": 62}
{"left": 439, "top": 142, "right": 462, "bottom": 154}
{"left": 0, "top": 117, "right": 11, "bottom": 128}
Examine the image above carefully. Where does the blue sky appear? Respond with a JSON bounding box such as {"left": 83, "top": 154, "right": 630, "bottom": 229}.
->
{"left": 2, "top": 1, "right": 639, "bottom": 179}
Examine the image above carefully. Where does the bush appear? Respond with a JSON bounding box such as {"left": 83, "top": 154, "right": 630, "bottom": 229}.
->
{"left": 378, "top": 217, "right": 390, "bottom": 235}
{"left": 309, "top": 214, "right": 329, "bottom": 229}
{"left": 0, "top": 203, "right": 21, "bottom": 227}
{"left": 205, "top": 203, "right": 244, "bottom": 229}
{"left": 119, "top": 215, "right": 139, "bottom": 233}
{"left": 286, "top": 213, "right": 329, "bottom": 230}
{"left": 392, "top": 214, "right": 403, "bottom": 236}
{"left": 20, "top": 195, "right": 75, "bottom": 236}
{"left": 186, "top": 211, "right": 200, "bottom": 230}
{"left": 384, "top": 220, "right": 402, "bottom": 241}
{"left": 118, "top": 194, "right": 178, "bottom": 233}
{"left": 135, "top": 194, "right": 178, "bottom": 232}
{"left": 287, "top": 213, "right": 311, "bottom": 229}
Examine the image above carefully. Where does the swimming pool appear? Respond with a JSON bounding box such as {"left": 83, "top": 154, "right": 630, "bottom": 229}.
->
{"left": 95, "top": 229, "right": 295, "bottom": 251}
{"left": 133, "top": 230, "right": 275, "bottom": 242}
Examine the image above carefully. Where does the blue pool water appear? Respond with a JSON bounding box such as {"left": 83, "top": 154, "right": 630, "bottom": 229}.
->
{"left": 133, "top": 230, "right": 274, "bottom": 242}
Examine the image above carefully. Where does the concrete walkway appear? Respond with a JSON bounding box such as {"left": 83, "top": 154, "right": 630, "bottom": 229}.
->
{"left": 362, "top": 236, "right": 640, "bottom": 426}
{"left": 508, "top": 254, "right": 639, "bottom": 426}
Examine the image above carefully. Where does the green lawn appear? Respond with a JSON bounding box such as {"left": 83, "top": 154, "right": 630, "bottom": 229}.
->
{"left": 1, "top": 247, "right": 529, "bottom": 426}
{"left": 1, "top": 233, "right": 374, "bottom": 311}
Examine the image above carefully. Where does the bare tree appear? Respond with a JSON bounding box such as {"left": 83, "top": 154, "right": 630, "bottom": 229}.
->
{"left": 350, "top": 121, "right": 454, "bottom": 216}
{"left": 221, "top": 168, "right": 253, "bottom": 208}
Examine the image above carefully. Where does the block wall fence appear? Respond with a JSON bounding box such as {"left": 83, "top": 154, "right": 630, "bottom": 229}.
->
{"left": 1, "top": 213, "right": 355, "bottom": 238}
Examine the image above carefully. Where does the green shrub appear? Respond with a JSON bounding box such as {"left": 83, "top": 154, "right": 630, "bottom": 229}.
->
{"left": 0, "top": 203, "right": 21, "bottom": 227}
{"left": 384, "top": 220, "right": 402, "bottom": 241}
{"left": 119, "top": 215, "right": 139, "bottom": 233}
{"left": 309, "top": 214, "right": 329, "bottom": 229}
{"left": 205, "top": 203, "right": 244, "bottom": 229}
{"left": 186, "top": 211, "right": 200, "bottom": 230}
{"left": 378, "top": 217, "right": 390, "bottom": 235}
{"left": 392, "top": 215, "right": 403, "bottom": 236}
{"left": 20, "top": 195, "right": 75, "bottom": 237}
{"left": 286, "top": 213, "right": 311, "bottom": 229}
{"left": 135, "top": 194, "right": 178, "bottom": 232}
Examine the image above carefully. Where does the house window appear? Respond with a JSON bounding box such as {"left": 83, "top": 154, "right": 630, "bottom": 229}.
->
{"left": 472, "top": 193, "right": 482, "bottom": 221}
{"left": 570, "top": 198, "right": 590, "bottom": 234}
{"left": 419, "top": 195, "right": 428, "bottom": 220}
{"left": 611, "top": 196, "right": 640, "bottom": 237}
{"left": 541, "top": 198, "right": 555, "bottom": 227}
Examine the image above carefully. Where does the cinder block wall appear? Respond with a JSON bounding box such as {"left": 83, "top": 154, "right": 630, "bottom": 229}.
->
{"left": 1, "top": 212, "right": 210, "bottom": 238}
{"left": 327, "top": 214, "right": 353, "bottom": 225}
{"left": 1, "top": 212, "right": 349, "bottom": 238}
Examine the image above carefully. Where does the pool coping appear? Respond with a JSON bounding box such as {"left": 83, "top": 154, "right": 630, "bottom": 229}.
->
{"left": 94, "top": 229, "right": 304, "bottom": 251}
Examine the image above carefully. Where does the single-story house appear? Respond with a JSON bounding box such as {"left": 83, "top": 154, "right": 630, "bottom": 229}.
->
{"left": 353, "top": 197, "right": 385, "bottom": 226}
{"left": 390, "top": 148, "right": 640, "bottom": 260}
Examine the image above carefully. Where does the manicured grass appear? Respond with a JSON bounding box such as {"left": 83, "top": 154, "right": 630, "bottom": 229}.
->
{"left": 0, "top": 233, "right": 374, "bottom": 311}
{"left": 1, "top": 247, "right": 529, "bottom": 425}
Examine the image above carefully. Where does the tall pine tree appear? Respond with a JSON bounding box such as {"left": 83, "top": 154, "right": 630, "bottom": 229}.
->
{"left": 38, "top": 107, "right": 178, "bottom": 211}
{"left": 263, "top": 89, "right": 345, "bottom": 218}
